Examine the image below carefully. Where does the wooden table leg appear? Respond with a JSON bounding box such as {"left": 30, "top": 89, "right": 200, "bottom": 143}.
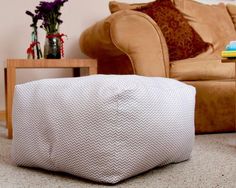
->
{"left": 88, "top": 61, "right": 97, "bottom": 75}
{"left": 6, "top": 64, "right": 16, "bottom": 139}
{"left": 4, "top": 68, "right": 7, "bottom": 124}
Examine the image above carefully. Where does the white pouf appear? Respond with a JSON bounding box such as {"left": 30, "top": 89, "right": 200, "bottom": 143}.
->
{"left": 12, "top": 75, "right": 196, "bottom": 184}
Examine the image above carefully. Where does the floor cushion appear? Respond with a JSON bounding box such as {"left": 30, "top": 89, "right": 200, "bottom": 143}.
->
{"left": 12, "top": 75, "right": 196, "bottom": 184}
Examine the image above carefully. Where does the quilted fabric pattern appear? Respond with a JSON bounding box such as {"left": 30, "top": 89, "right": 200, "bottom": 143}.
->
{"left": 12, "top": 75, "right": 196, "bottom": 184}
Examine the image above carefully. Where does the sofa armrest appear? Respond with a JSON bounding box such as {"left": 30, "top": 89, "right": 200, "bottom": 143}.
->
{"left": 80, "top": 10, "right": 169, "bottom": 77}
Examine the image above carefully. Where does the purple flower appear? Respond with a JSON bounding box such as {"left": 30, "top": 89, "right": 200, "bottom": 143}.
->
{"left": 25, "top": 10, "right": 40, "bottom": 28}
{"left": 27, "top": 0, "right": 68, "bottom": 34}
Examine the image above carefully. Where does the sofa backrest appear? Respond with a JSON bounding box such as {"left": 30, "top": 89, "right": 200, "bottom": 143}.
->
{"left": 227, "top": 4, "right": 236, "bottom": 31}
{"left": 172, "top": 0, "right": 236, "bottom": 57}
{"left": 110, "top": 0, "right": 236, "bottom": 59}
{"left": 109, "top": 1, "right": 149, "bottom": 13}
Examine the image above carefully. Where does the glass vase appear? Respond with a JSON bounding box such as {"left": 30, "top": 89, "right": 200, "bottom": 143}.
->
{"left": 27, "top": 29, "right": 43, "bottom": 59}
{"left": 44, "top": 34, "right": 61, "bottom": 59}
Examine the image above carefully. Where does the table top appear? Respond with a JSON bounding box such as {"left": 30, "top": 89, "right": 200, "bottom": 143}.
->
{"left": 221, "top": 58, "right": 236, "bottom": 63}
{"left": 5, "top": 59, "right": 97, "bottom": 68}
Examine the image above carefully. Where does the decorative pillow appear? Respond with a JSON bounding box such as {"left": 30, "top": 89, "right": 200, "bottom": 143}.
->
{"left": 135, "top": 0, "right": 209, "bottom": 61}
{"left": 173, "top": 0, "right": 236, "bottom": 56}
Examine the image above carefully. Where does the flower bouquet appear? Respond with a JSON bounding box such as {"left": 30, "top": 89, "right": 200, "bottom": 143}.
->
{"left": 26, "top": 0, "right": 68, "bottom": 59}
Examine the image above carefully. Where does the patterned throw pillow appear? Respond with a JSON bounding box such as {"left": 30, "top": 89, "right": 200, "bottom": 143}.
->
{"left": 136, "top": 0, "right": 209, "bottom": 61}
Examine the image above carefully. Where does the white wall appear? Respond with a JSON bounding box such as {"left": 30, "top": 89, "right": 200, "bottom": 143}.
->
{"left": 0, "top": 0, "right": 232, "bottom": 110}
{"left": 0, "top": 0, "right": 105, "bottom": 110}
{"left": 0, "top": 0, "right": 153, "bottom": 110}
{"left": 197, "top": 0, "right": 236, "bottom": 4}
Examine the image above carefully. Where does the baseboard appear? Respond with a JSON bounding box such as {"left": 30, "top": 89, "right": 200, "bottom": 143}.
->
{"left": 0, "top": 111, "right": 6, "bottom": 121}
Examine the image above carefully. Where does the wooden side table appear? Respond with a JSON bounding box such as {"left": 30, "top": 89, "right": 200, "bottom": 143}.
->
{"left": 5, "top": 59, "right": 97, "bottom": 139}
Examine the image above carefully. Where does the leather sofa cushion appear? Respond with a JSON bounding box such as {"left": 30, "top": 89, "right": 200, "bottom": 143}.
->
{"left": 170, "top": 58, "right": 235, "bottom": 81}
{"left": 109, "top": 1, "right": 149, "bottom": 13}
{"left": 173, "top": 0, "right": 236, "bottom": 56}
{"left": 227, "top": 4, "right": 236, "bottom": 30}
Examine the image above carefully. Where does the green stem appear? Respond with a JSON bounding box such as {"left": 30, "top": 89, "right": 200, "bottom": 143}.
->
{"left": 34, "top": 28, "right": 40, "bottom": 59}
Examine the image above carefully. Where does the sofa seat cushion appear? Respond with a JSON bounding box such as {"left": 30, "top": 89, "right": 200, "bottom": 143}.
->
{"left": 170, "top": 58, "right": 235, "bottom": 81}
{"left": 12, "top": 75, "right": 196, "bottom": 184}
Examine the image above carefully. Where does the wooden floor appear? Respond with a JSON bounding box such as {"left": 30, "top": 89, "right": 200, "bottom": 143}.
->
{"left": 0, "top": 111, "right": 6, "bottom": 121}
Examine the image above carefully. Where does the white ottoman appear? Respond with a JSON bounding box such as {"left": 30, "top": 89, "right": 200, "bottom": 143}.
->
{"left": 12, "top": 75, "right": 196, "bottom": 184}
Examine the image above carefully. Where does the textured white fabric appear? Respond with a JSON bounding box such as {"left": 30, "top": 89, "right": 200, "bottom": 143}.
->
{"left": 12, "top": 75, "right": 196, "bottom": 184}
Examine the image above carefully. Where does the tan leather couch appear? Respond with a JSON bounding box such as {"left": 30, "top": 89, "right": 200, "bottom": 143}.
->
{"left": 80, "top": 0, "right": 236, "bottom": 134}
